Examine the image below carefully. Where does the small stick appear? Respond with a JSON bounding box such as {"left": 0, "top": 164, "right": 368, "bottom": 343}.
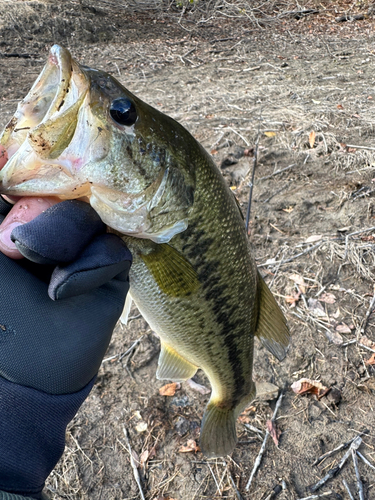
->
{"left": 207, "top": 462, "right": 221, "bottom": 495}
{"left": 342, "top": 480, "right": 355, "bottom": 500}
{"left": 352, "top": 449, "right": 365, "bottom": 500}
{"left": 313, "top": 431, "right": 368, "bottom": 466}
{"left": 122, "top": 426, "right": 146, "bottom": 500}
{"left": 119, "top": 337, "right": 143, "bottom": 361}
{"left": 297, "top": 492, "right": 333, "bottom": 500}
{"left": 259, "top": 163, "right": 296, "bottom": 181}
{"left": 245, "top": 129, "right": 260, "bottom": 232}
{"left": 346, "top": 144, "right": 375, "bottom": 151}
{"left": 263, "top": 182, "right": 290, "bottom": 204}
{"left": 360, "top": 289, "right": 375, "bottom": 334}
{"left": 245, "top": 392, "right": 284, "bottom": 491}
{"left": 226, "top": 467, "right": 244, "bottom": 500}
{"left": 309, "top": 436, "right": 362, "bottom": 492}
{"left": 258, "top": 241, "right": 324, "bottom": 267}
{"left": 358, "top": 343, "right": 375, "bottom": 353}
{"left": 357, "top": 450, "right": 375, "bottom": 471}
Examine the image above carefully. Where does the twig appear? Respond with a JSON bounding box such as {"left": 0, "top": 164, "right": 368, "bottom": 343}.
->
{"left": 309, "top": 436, "right": 362, "bottom": 492}
{"left": 262, "top": 182, "right": 290, "bottom": 204}
{"left": 245, "top": 392, "right": 284, "bottom": 491}
{"left": 226, "top": 467, "right": 244, "bottom": 500}
{"left": 342, "top": 479, "right": 355, "bottom": 500}
{"left": 357, "top": 451, "right": 375, "bottom": 471}
{"left": 360, "top": 289, "right": 375, "bottom": 334}
{"left": 119, "top": 337, "right": 143, "bottom": 361}
{"left": 245, "top": 126, "right": 260, "bottom": 232}
{"left": 258, "top": 241, "right": 324, "bottom": 267}
{"left": 358, "top": 343, "right": 375, "bottom": 353}
{"left": 122, "top": 426, "right": 146, "bottom": 500}
{"left": 313, "top": 431, "right": 368, "bottom": 466}
{"left": 207, "top": 462, "right": 221, "bottom": 495}
{"left": 297, "top": 492, "right": 333, "bottom": 500}
{"left": 346, "top": 144, "right": 375, "bottom": 151}
{"left": 352, "top": 448, "right": 365, "bottom": 500}
{"left": 259, "top": 163, "right": 296, "bottom": 181}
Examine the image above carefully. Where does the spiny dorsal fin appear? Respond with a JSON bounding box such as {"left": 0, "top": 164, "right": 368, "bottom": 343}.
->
{"left": 141, "top": 243, "right": 200, "bottom": 297}
{"left": 157, "top": 342, "right": 198, "bottom": 381}
{"left": 255, "top": 272, "right": 290, "bottom": 361}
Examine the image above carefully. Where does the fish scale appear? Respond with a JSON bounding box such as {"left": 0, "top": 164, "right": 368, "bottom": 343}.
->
{"left": 0, "top": 45, "right": 289, "bottom": 457}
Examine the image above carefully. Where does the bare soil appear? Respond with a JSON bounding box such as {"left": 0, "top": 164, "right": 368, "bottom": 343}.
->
{"left": 1, "top": 2, "right": 375, "bottom": 499}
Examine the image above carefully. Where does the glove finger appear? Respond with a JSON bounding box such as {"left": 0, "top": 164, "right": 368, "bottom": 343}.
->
{"left": 11, "top": 200, "right": 106, "bottom": 265}
{"left": 49, "top": 233, "right": 132, "bottom": 300}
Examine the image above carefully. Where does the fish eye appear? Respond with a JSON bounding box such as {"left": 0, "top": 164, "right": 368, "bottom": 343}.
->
{"left": 110, "top": 98, "right": 137, "bottom": 126}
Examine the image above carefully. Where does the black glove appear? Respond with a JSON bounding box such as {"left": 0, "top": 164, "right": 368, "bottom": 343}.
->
{"left": 0, "top": 199, "right": 132, "bottom": 499}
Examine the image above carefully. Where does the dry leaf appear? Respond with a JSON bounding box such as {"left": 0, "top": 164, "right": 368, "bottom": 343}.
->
{"left": 337, "top": 104, "right": 344, "bottom": 109}
{"left": 159, "top": 382, "right": 180, "bottom": 396}
{"left": 365, "top": 353, "right": 375, "bottom": 365}
{"left": 359, "top": 336, "right": 375, "bottom": 349}
{"left": 309, "top": 131, "right": 316, "bottom": 148}
{"left": 307, "top": 298, "right": 326, "bottom": 317}
{"left": 238, "top": 415, "right": 251, "bottom": 424}
{"left": 140, "top": 450, "right": 149, "bottom": 467}
{"left": 289, "top": 273, "right": 307, "bottom": 294}
{"left": 285, "top": 290, "right": 301, "bottom": 307}
{"left": 266, "top": 419, "right": 281, "bottom": 446}
{"left": 210, "top": 149, "right": 218, "bottom": 155}
{"left": 325, "top": 329, "right": 343, "bottom": 346}
{"left": 282, "top": 206, "right": 294, "bottom": 213}
{"left": 291, "top": 378, "right": 329, "bottom": 399}
{"left": 319, "top": 293, "right": 336, "bottom": 304}
{"left": 264, "top": 131, "right": 276, "bottom": 137}
{"left": 135, "top": 421, "right": 148, "bottom": 433}
{"left": 178, "top": 439, "right": 200, "bottom": 453}
{"left": 305, "top": 234, "right": 322, "bottom": 243}
{"left": 186, "top": 378, "right": 211, "bottom": 395}
{"left": 335, "top": 322, "right": 352, "bottom": 334}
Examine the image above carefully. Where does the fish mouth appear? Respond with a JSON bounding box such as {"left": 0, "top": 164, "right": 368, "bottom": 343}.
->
{"left": 0, "top": 44, "right": 91, "bottom": 197}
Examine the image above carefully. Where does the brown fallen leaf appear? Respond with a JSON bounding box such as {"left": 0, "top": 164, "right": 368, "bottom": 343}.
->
{"left": 159, "top": 382, "right": 181, "bottom": 396}
{"left": 319, "top": 292, "right": 336, "bottom": 304}
{"left": 238, "top": 415, "right": 251, "bottom": 424}
{"left": 308, "top": 298, "right": 326, "bottom": 317}
{"left": 140, "top": 450, "right": 149, "bottom": 468}
{"left": 179, "top": 439, "right": 200, "bottom": 453}
{"left": 337, "top": 104, "right": 344, "bottom": 109}
{"left": 359, "top": 336, "right": 375, "bottom": 349}
{"left": 291, "top": 378, "right": 329, "bottom": 399}
{"left": 305, "top": 234, "right": 322, "bottom": 243}
{"left": 365, "top": 353, "right": 375, "bottom": 365}
{"left": 335, "top": 322, "right": 352, "bottom": 334}
{"left": 285, "top": 290, "right": 301, "bottom": 308}
{"left": 309, "top": 130, "right": 316, "bottom": 148}
{"left": 264, "top": 131, "right": 276, "bottom": 137}
{"left": 325, "top": 329, "right": 343, "bottom": 346}
{"left": 266, "top": 419, "right": 281, "bottom": 446}
{"left": 282, "top": 206, "right": 294, "bottom": 213}
{"left": 210, "top": 149, "right": 218, "bottom": 155}
{"left": 289, "top": 273, "right": 307, "bottom": 294}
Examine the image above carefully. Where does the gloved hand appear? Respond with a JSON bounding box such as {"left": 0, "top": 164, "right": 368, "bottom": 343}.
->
{"left": 0, "top": 198, "right": 132, "bottom": 500}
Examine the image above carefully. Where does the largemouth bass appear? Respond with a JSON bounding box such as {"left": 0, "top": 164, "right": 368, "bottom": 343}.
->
{"left": 0, "top": 45, "right": 289, "bottom": 457}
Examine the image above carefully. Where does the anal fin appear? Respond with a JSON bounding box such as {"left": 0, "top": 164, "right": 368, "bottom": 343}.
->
{"left": 120, "top": 292, "right": 133, "bottom": 325}
{"left": 255, "top": 272, "right": 290, "bottom": 360}
{"left": 156, "top": 342, "right": 198, "bottom": 382}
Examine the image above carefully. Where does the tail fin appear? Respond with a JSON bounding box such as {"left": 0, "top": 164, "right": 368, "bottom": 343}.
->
{"left": 199, "top": 403, "right": 237, "bottom": 458}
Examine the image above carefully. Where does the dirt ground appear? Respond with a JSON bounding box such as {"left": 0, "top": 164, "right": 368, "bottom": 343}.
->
{"left": 1, "top": 1, "right": 375, "bottom": 499}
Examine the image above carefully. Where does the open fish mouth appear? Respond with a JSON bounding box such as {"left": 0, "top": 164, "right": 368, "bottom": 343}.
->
{"left": 0, "top": 45, "right": 92, "bottom": 197}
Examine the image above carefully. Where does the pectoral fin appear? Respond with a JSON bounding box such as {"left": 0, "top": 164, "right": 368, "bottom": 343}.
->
{"left": 255, "top": 272, "right": 290, "bottom": 361}
{"left": 141, "top": 243, "right": 200, "bottom": 297}
{"left": 156, "top": 342, "right": 198, "bottom": 381}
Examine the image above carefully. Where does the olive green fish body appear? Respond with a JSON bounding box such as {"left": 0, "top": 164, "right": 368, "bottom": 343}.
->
{"left": 0, "top": 45, "right": 289, "bottom": 457}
